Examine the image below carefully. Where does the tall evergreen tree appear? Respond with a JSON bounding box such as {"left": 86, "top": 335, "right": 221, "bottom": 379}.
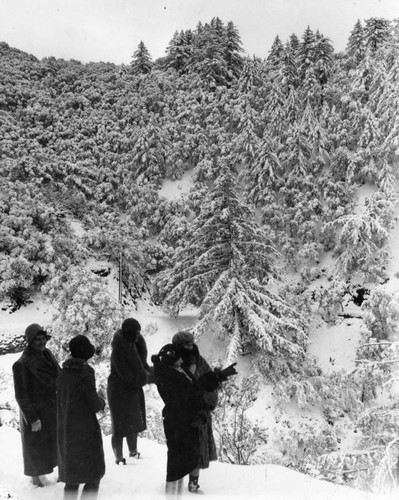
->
{"left": 165, "top": 29, "right": 195, "bottom": 73}
{"left": 238, "top": 57, "right": 262, "bottom": 93}
{"left": 289, "top": 33, "right": 300, "bottom": 53}
{"left": 347, "top": 19, "right": 365, "bottom": 64}
{"left": 313, "top": 31, "right": 334, "bottom": 86}
{"left": 282, "top": 41, "right": 300, "bottom": 92}
{"left": 130, "top": 41, "right": 153, "bottom": 75}
{"left": 267, "top": 35, "right": 286, "bottom": 73}
{"left": 297, "top": 26, "right": 316, "bottom": 80}
{"left": 364, "top": 17, "right": 391, "bottom": 53}
{"left": 225, "top": 21, "right": 244, "bottom": 78}
{"left": 158, "top": 165, "right": 307, "bottom": 360}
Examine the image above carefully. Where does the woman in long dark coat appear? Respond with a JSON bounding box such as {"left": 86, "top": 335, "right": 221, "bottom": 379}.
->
{"left": 172, "top": 330, "right": 219, "bottom": 492}
{"left": 107, "top": 318, "right": 153, "bottom": 464}
{"left": 57, "top": 335, "right": 105, "bottom": 499}
{"left": 12, "top": 323, "right": 60, "bottom": 487}
{"left": 152, "top": 344, "right": 235, "bottom": 496}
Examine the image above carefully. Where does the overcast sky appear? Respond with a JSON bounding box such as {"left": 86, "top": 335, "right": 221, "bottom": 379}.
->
{"left": 1, "top": 0, "right": 399, "bottom": 64}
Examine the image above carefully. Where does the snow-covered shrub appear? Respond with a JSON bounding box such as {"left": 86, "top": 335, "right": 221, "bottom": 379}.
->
{"left": 339, "top": 404, "right": 399, "bottom": 493}
{"left": 322, "top": 192, "right": 393, "bottom": 281}
{"left": 83, "top": 211, "right": 147, "bottom": 298}
{"left": 313, "top": 279, "right": 347, "bottom": 323}
{"left": 42, "top": 265, "right": 123, "bottom": 359}
{"left": 141, "top": 241, "right": 173, "bottom": 274}
{"left": 257, "top": 351, "right": 320, "bottom": 385}
{"left": 0, "top": 256, "right": 36, "bottom": 306}
{"left": 213, "top": 375, "right": 268, "bottom": 465}
{"left": 361, "top": 286, "right": 399, "bottom": 341}
{"left": 140, "top": 405, "right": 166, "bottom": 445}
{"left": 277, "top": 419, "right": 341, "bottom": 472}
{"left": 298, "top": 241, "right": 322, "bottom": 265}
{"left": 274, "top": 367, "right": 363, "bottom": 417}
{"left": 93, "top": 360, "right": 112, "bottom": 434}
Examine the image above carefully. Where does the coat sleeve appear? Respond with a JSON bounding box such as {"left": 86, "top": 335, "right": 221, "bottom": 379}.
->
{"left": 12, "top": 361, "right": 39, "bottom": 424}
{"left": 82, "top": 370, "right": 105, "bottom": 413}
{"left": 111, "top": 346, "right": 148, "bottom": 387}
{"left": 197, "top": 357, "right": 219, "bottom": 411}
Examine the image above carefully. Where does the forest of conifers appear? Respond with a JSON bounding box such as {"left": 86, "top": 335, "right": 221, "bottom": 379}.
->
{"left": 1, "top": 17, "right": 399, "bottom": 490}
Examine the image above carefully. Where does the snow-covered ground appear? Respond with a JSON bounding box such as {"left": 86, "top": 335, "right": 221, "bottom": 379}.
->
{"left": 0, "top": 425, "right": 382, "bottom": 500}
{"left": 0, "top": 300, "right": 393, "bottom": 500}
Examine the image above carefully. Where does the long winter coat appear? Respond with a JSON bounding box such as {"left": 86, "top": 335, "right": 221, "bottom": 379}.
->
{"left": 181, "top": 345, "right": 218, "bottom": 469}
{"left": 107, "top": 331, "right": 151, "bottom": 437}
{"left": 57, "top": 357, "right": 105, "bottom": 485}
{"left": 153, "top": 358, "right": 218, "bottom": 482}
{"left": 12, "top": 347, "right": 60, "bottom": 476}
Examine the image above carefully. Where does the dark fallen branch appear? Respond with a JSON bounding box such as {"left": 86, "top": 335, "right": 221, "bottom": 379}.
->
{"left": 338, "top": 313, "right": 363, "bottom": 319}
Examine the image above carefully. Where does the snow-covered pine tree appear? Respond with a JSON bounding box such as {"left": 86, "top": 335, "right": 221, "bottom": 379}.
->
{"left": 261, "top": 79, "right": 286, "bottom": 138}
{"left": 297, "top": 26, "right": 316, "bottom": 81}
{"left": 266, "top": 35, "right": 286, "bottom": 75}
{"left": 322, "top": 191, "right": 393, "bottom": 281}
{"left": 346, "top": 19, "right": 365, "bottom": 65}
{"left": 130, "top": 114, "right": 171, "bottom": 185}
{"left": 364, "top": 17, "right": 391, "bottom": 54}
{"left": 130, "top": 41, "right": 153, "bottom": 75}
{"left": 313, "top": 31, "right": 334, "bottom": 87}
{"left": 282, "top": 41, "right": 300, "bottom": 92}
{"left": 165, "top": 30, "right": 194, "bottom": 73}
{"left": 237, "top": 57, "right": 262, "bottom": 94}
{"left": 224, "top": 21, "right": 244, "bottom": 79}
{"left": 233, "top": 97, "right": 261, "bottom": 168}
{"left": 244, "top": 132, "right": 281, "bottom": 205}
{"left": 187, "top": 20, "right": 230, "bottom": 88}
{"left": 157, "top": 164, "right": 307, "bottom": 362}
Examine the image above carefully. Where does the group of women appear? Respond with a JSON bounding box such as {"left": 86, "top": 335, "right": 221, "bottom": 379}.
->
{"left": 12, "top": 319, "right": 237, "bottom": 498}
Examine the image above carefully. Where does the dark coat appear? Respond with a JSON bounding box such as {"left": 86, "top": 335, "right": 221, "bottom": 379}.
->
{"left": 107, "top": 331, "right": 151, "bottom": 437}
{"left": 181, "top": 345, "right": 218, "bottom": 469}
{"left": 57, "top": 357, "right": 105, "bottom": 485}
{"left": 153, "top": 358, "right": 216, "bottom": 482}
{"left": 12, "top": 347, "right": 60, "bottom": 476}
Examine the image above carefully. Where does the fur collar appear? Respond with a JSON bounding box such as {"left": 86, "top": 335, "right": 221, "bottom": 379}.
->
{"left": 112, "top": 330, "right": 148, "bottom": 364}
{"left": 62, "top": 356, "right": 91, "bottom": 371}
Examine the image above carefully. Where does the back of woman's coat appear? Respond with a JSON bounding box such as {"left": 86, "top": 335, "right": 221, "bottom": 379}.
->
{"left": 153, "top": 359, "right": 210, "bottom": 482}
{"left": 13, "top": 347, "right": 60, "bottom": 476}
{"left": 57, "top": 357, "right": 105, "bottom": 485}
{"left": 107, "top": 331, "right": 150, "bottom": 436}
{"left": 181, "top": 346, "right": 218, "bottom": 469}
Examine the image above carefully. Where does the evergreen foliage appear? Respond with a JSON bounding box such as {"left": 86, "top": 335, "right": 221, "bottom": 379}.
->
{"left": 130, "top": 41, "right": 153, "bottom": 75}
{"left": 347, "top": 20, "right": 365, "bottom": 64}
{"left": 165, "top": 17, "right": 244, "bottom": 85}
